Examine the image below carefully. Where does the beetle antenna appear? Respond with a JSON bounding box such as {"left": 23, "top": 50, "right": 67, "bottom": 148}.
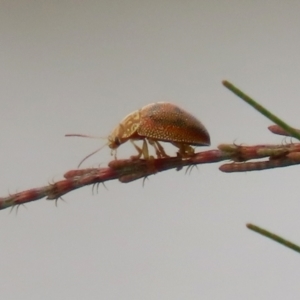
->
{"left": 77, "top": 143, "right": 108, "bottom": 168}
{"left": 65, "top": 133, "right": 108, "bottom": 167}
{"left": 65, "top": 133, "right": 106, "bottom": 140}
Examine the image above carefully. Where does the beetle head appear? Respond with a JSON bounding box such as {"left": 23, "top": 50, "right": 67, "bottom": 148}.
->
{"left": 107, "top": 134, "right": 121, "bottom": 150}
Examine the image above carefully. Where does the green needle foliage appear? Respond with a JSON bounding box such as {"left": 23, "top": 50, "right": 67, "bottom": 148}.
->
{"left": 222, "top": 80, "right": 300, "bottom": 141}
{"left": 247, "top": 224, "right": 300, "bottom": 254}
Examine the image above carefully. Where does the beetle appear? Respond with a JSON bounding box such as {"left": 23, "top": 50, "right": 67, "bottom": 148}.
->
{"left": 66, "top": 102, "right": 210, "bottom": 166}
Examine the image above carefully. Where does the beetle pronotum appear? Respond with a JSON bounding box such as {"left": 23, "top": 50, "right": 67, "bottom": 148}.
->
{"left": 66, "top": 102, "right": 210, "bottom": 167}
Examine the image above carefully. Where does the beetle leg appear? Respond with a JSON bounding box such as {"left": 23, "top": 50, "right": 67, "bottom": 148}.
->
{"left": 172, "top": 142, "right": 195, "bottom": 157}
{"left": 143, "top": 140, "right": 156, "bottom": 159}
{"left": 111, "top": 148, "right": 118, "bottom": 159}
{"left": 130, "top": 140, "right": 150, "bottom": 159}
{"left": 154, "top": 141, "right": 169, "bottom": 158}
{"left": 147, "top": 139, "right": 169, "bottom": 158}
{"left": 130, "top": 140, "right": 143, "bottom": 159}
{"left": 141, "top": 140, "right": 150, "bottom": 159}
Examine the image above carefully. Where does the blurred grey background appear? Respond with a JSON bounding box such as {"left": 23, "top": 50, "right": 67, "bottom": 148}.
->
{"left": 1, "top": 1, "right": 300, "bottom": 299}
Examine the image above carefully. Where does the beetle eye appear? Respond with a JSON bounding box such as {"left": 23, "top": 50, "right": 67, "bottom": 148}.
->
{"left": 114, "top": 137, "right": 121, "bottom": 146}
{"left": 108, "top": 137, "right": 121, "bottom": 149}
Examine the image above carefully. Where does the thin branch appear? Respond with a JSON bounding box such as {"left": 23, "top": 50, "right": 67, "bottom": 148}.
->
{"left": 0, "top": 149, "right": 228, "bottom": 210}
{"left": 2, "top": 141, "right": 300, "bottom": 210}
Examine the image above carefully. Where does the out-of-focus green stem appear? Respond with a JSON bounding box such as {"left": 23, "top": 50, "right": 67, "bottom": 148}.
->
{"left": 247, "top": 223, "right": 300, "bottom": 253}
{"left": 222, "top": 80, "right": 300, "bottom": 141}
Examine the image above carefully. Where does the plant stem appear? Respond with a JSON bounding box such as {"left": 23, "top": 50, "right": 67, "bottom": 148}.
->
{"left": 247, "top": 223, "right": 300, "bottom": 253}
{"left": 222, "top": 80, "right": 300, "bottom": 141}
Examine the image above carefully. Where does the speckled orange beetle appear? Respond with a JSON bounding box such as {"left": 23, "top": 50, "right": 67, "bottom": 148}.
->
{"left": 108, "top": 102, "right": 210, "bottom": 157}
{"left": 67, "top": 102, "right": 210, "bottom": 166}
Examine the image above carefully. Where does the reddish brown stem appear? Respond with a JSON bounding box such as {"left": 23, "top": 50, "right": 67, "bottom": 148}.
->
{"left": 1, "top": 142, "right": 300, "bottom": 210}
{"left": 268, "top": 124, "right": 300, "bottom": 137}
